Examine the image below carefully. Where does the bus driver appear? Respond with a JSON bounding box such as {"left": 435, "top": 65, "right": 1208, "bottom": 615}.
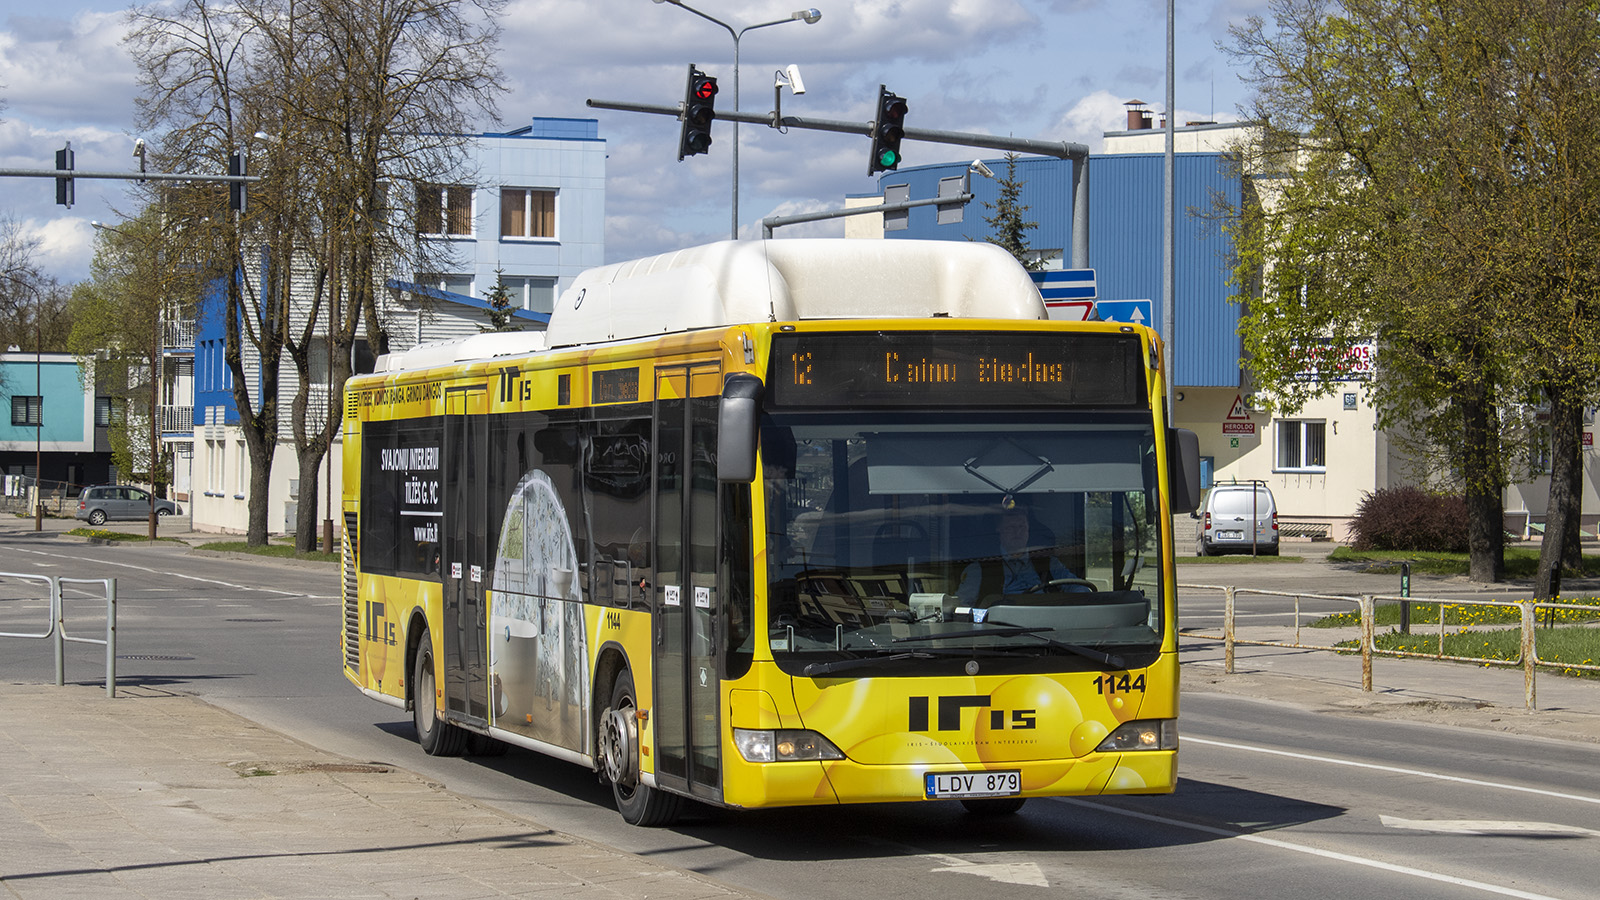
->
{"left": 955, "top": 505, "right": 1089, "bottom": 607}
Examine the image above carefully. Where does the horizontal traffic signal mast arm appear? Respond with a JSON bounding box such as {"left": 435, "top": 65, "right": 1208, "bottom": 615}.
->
{"left": 0, "top": 167, "right": 262, "bottom": 183}
{"left": 586, "top": 98, "right": 1090, "bottom": 161}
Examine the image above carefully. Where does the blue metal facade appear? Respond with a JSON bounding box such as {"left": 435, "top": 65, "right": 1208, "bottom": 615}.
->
{"left": 875, "top": 153, "right": 1242, "bottom": 388}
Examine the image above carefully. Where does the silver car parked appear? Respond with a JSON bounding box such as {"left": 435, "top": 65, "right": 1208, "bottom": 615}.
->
{"left": 74, "top": 485, "right": 180, "bottom": 526}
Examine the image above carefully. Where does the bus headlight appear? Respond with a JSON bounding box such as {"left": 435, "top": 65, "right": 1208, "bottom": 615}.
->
{"left": 1094, "top": 719, "right": 1178, "bottom": 752}
{"left": 733, "top": 728, "right": 845, "bottom": 762}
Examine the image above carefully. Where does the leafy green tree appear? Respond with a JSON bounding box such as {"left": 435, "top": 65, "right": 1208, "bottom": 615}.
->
{"left": 1226, "top": 0, "right": 1600, "bottom": 588}
{"left": 981, "top": 153, "right": 1049, "bottom": 271}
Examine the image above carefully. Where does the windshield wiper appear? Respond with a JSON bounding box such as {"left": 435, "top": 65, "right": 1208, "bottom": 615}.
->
{"left": 802, "top": 651, "right": 935, "bottom": 677}
{"left": 894, "top": 625, "right": 1125, "bottom": 668}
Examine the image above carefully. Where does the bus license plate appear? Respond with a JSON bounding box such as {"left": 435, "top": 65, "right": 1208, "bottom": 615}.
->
{"left": 925, "top": 771, "right": 1020, "bottom": 799}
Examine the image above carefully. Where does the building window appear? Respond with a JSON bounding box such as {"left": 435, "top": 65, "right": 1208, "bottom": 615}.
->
{"left": 11, "top": 396, "right": 41, "bottom": 427}
{"left": 95, "top": 396, "right": 121, "bottom": 427}
{"left": 415, "top": 273, "right": 475, "bottom": 297}
{"left": 416, "top": 184, "right": 474, "bottom": 236}
{"left": 501, "top": 276, "right": 559, "bottom": 314}
{"left": 1276, "top": 420, "right": 1327, "bottom": 472}
{"left": 500, "top": 188, "right": 557, "bottom": 239}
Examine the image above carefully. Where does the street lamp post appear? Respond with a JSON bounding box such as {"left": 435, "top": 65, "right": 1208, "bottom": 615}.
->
{"left": 652, "top": 0, "right": 821, "bottom": 239}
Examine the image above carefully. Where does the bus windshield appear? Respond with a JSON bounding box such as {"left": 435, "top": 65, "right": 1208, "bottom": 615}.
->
{"left": 761, "top": 411, "right": 1165, "bottom": 676}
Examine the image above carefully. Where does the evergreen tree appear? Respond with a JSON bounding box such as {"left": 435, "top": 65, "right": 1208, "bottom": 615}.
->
{"left": 481, "top": 270, "right": 520, "bottom": 333}
{"left": 982, "top": 153, "right": 1048, "bottom": 271}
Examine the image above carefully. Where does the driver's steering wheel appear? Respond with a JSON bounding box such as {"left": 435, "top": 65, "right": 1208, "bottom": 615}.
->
{"left": 1024, "top": 577, "right": 1099, "bottom": 593}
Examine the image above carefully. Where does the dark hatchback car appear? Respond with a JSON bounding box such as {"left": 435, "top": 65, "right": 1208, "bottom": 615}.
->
{"left": 74, "top": 485, "right": 181, "bottom": 526}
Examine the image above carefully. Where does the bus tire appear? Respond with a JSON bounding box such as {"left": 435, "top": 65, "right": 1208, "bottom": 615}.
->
{"left": 602, "top": 669, "right": 683, "bottom": 827}
{"left": 960, "top": 797, "right": 1027, "bottom": 816}
{"left": 412, "top": 628, "right": 467, "bottom": 757}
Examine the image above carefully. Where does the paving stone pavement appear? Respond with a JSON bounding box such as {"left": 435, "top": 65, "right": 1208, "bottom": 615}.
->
{"left": 0, "top": 681, "right": 768, "bottom": 900}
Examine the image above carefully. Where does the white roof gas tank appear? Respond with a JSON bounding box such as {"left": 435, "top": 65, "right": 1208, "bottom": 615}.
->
{"left": 544, "top": 239, "right": 1045, "bottom": 347}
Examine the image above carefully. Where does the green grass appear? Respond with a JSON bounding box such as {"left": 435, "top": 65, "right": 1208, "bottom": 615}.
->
{"left": 66, "top": 527, "right": 185, "bottom": 543}
{"left": 1345, "top": 627, "right": 1600, "bottom": 679}
{"left": 196, "top": 541, "right": 339, "bottom": 563}
{"left": 1313, "top": 597, "right": 1600, "bottom": 629}
{"left": 1178, "top": 553, "right": 1304, "bottom": 564}
{"left": 1328, "top": 546, "right": 1600, "bottom": 578}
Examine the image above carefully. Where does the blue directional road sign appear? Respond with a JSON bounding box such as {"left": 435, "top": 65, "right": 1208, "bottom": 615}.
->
{"left": 1094, "top": 299, "right": 1153, "bottom": 327}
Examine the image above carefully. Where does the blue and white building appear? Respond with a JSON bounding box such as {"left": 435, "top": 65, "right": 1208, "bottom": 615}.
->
{"left": 189, "top": 117, "right": 606, "bottom": 535}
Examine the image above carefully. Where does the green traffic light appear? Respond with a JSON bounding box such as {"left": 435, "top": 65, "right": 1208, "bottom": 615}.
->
{"left": 878, "top": 149, "right": 900, "bottom": 168}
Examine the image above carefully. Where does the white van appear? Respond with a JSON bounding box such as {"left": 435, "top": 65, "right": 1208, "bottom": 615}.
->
{"left": 1193, "top": 483, "right": 1278, "bottom": 556}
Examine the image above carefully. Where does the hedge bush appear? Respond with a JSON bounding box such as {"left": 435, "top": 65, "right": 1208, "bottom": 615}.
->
{"left": 1348, "top": 486, "right": 1469, "bottom": 552}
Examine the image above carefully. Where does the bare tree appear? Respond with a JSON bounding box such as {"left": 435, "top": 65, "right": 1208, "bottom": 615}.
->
{"left": 127, "top": 0, "right": 504, "bottom": 548}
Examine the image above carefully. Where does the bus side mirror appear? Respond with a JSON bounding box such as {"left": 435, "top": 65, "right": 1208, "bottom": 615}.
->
{"left": 1168, "top": 427, "right": 1201, "bottom": 514}
{"left": 718, "top": 374, "right": 763, "bottom": 483}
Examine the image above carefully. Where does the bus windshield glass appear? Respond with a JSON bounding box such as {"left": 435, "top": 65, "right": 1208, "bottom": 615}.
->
{"left": 761, "top": 411, "right": 1165, "bottom": 676}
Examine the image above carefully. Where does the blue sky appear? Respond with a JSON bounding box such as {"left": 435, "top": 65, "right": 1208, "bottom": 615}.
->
{"left": 0, "top": 0, "right": 1266, "bottom": 282}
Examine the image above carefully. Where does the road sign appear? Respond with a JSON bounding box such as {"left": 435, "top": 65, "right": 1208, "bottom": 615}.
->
{"left": 1094, "top": 299, "right": 1152, "bottom": 326}
{"left": 1031, "top": 269, "right": 1095, "bottom": 320}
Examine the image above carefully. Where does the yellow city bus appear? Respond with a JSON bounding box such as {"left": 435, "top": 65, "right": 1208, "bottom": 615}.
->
{"left": 341, "top": 239, "right": 1200, "bottom": 825}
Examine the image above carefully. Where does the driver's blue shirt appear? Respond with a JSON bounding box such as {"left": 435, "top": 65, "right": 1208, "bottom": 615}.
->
{"left": 956, "top": 554, "right": 1079, "bottom": 606}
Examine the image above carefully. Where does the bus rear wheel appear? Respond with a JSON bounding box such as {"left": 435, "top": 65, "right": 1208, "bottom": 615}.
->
{"left": 601, "top": 669, "right": 683, "bottom": 827}
{"left": 412, "top": 628, "right": 467, "bottom": 756}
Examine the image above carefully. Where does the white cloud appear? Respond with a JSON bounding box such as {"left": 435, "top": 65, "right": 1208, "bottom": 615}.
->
{"left": 0, "top": 11, "right": 139, "bottom": 129}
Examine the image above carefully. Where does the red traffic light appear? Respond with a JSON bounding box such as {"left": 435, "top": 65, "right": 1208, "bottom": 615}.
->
{"left": 694, "top": 78, "right": 719, "bottom": 100}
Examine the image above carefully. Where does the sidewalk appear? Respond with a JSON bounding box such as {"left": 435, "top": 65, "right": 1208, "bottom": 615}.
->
{"left": 0, "top": 681, "right": 766, "bottom": 900}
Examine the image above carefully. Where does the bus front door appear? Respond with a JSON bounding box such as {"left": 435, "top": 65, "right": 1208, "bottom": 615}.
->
{"left": 442, "top": 386, "right": 490, "bottom": 724}
{"left": 653, "top": 365, "right": 722, "bottom": 802}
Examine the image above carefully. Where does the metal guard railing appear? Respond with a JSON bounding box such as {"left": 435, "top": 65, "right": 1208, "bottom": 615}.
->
{"left": 1179, "top": 583, "right": 1600, "bottom": 711}
{"left": 0, "top": 572, "right": 118, "bottom": 697}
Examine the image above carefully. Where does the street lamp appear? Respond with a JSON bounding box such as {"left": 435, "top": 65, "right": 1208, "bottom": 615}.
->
{"left": 652, "top": 0, "right": 821, "bottom": 239}
{"left": 90, "top": 220, "right": 162, "bottom": 541}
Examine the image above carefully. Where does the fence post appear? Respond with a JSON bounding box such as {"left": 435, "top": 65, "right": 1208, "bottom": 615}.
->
{"left": 106, "top": 580, "right": 117, "bottom": 698}
{"left": 1360, "top": 594, "right": 1374, "bottom": 692}
{"left": 1224, "top": 585, "right": 1237, "bottom": 675}
{"left": 1399, "top": 562, "right": 1411, "bottom": 634}
{"left": 1521, "top": 599, "right": 1537, "bottom": 711}
{"left": 52, "top": 577, "right": 64, "bottom": 687}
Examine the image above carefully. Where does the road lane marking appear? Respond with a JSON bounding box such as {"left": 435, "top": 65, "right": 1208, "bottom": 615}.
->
{"left": 1381, "top": 816, "right": 1600, "bottom": 838}
{"left": 2, "top": 547, "right": 303, "bottom": 596}
{"left": 1058, "top": 798, "right": 1568, "bottom": 900}
{"left": 860, "top": 838, "right": 1049, "bottom": 888}
{"left": 1184, "top": 736, "right": 1600, "bottom": 807}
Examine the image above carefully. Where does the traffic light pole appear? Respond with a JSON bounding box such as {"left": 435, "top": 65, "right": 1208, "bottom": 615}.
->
{"left": 587, "top": 97, "right": 1091, "bottom": 268}
{"left": 760, "top": 191, "right": 974, "bottom": 238}
{"left": 0, "top": 168, "right": 262, "bottom": 184}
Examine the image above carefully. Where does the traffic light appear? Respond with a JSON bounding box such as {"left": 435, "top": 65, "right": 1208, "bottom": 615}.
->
{"left": 228, "top": 150, "right": 247, "bottom": 213}
{"left": 55, "top": 142, "right": 75, "bottom": 208}
{"left": 868, "top": 86, "right": 907, "bottom": 175}
{"left": 678, "top": 64, "right": 719, "bottom": 161}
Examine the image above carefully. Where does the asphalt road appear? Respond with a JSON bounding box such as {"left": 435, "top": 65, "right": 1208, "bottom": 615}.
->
{"left": 1, "top": 535, "right": 1595, "bottom": 900}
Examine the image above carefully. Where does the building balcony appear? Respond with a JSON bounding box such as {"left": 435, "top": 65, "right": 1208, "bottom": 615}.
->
{"left": 164, "top": 319, "right": 197, "bottom": 352}
{"left": 160, "top": 405, "right": 194, "bottom": 434}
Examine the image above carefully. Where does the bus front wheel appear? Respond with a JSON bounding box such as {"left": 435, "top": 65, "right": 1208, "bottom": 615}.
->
{"left": 412, "top": 629, "right": 467, "bottom": 756}
{"left": 601, "top": 669, "right": 683, "bottom": 827}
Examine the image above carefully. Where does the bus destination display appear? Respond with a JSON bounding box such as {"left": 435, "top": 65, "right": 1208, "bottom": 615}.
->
{"left": 768, "top": 331, "right": 1145, "bottom": 407}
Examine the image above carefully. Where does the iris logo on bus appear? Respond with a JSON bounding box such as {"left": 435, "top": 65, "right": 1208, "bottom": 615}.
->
{"left": 909, "top": 695, "right": 1037, "bottom": 732}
